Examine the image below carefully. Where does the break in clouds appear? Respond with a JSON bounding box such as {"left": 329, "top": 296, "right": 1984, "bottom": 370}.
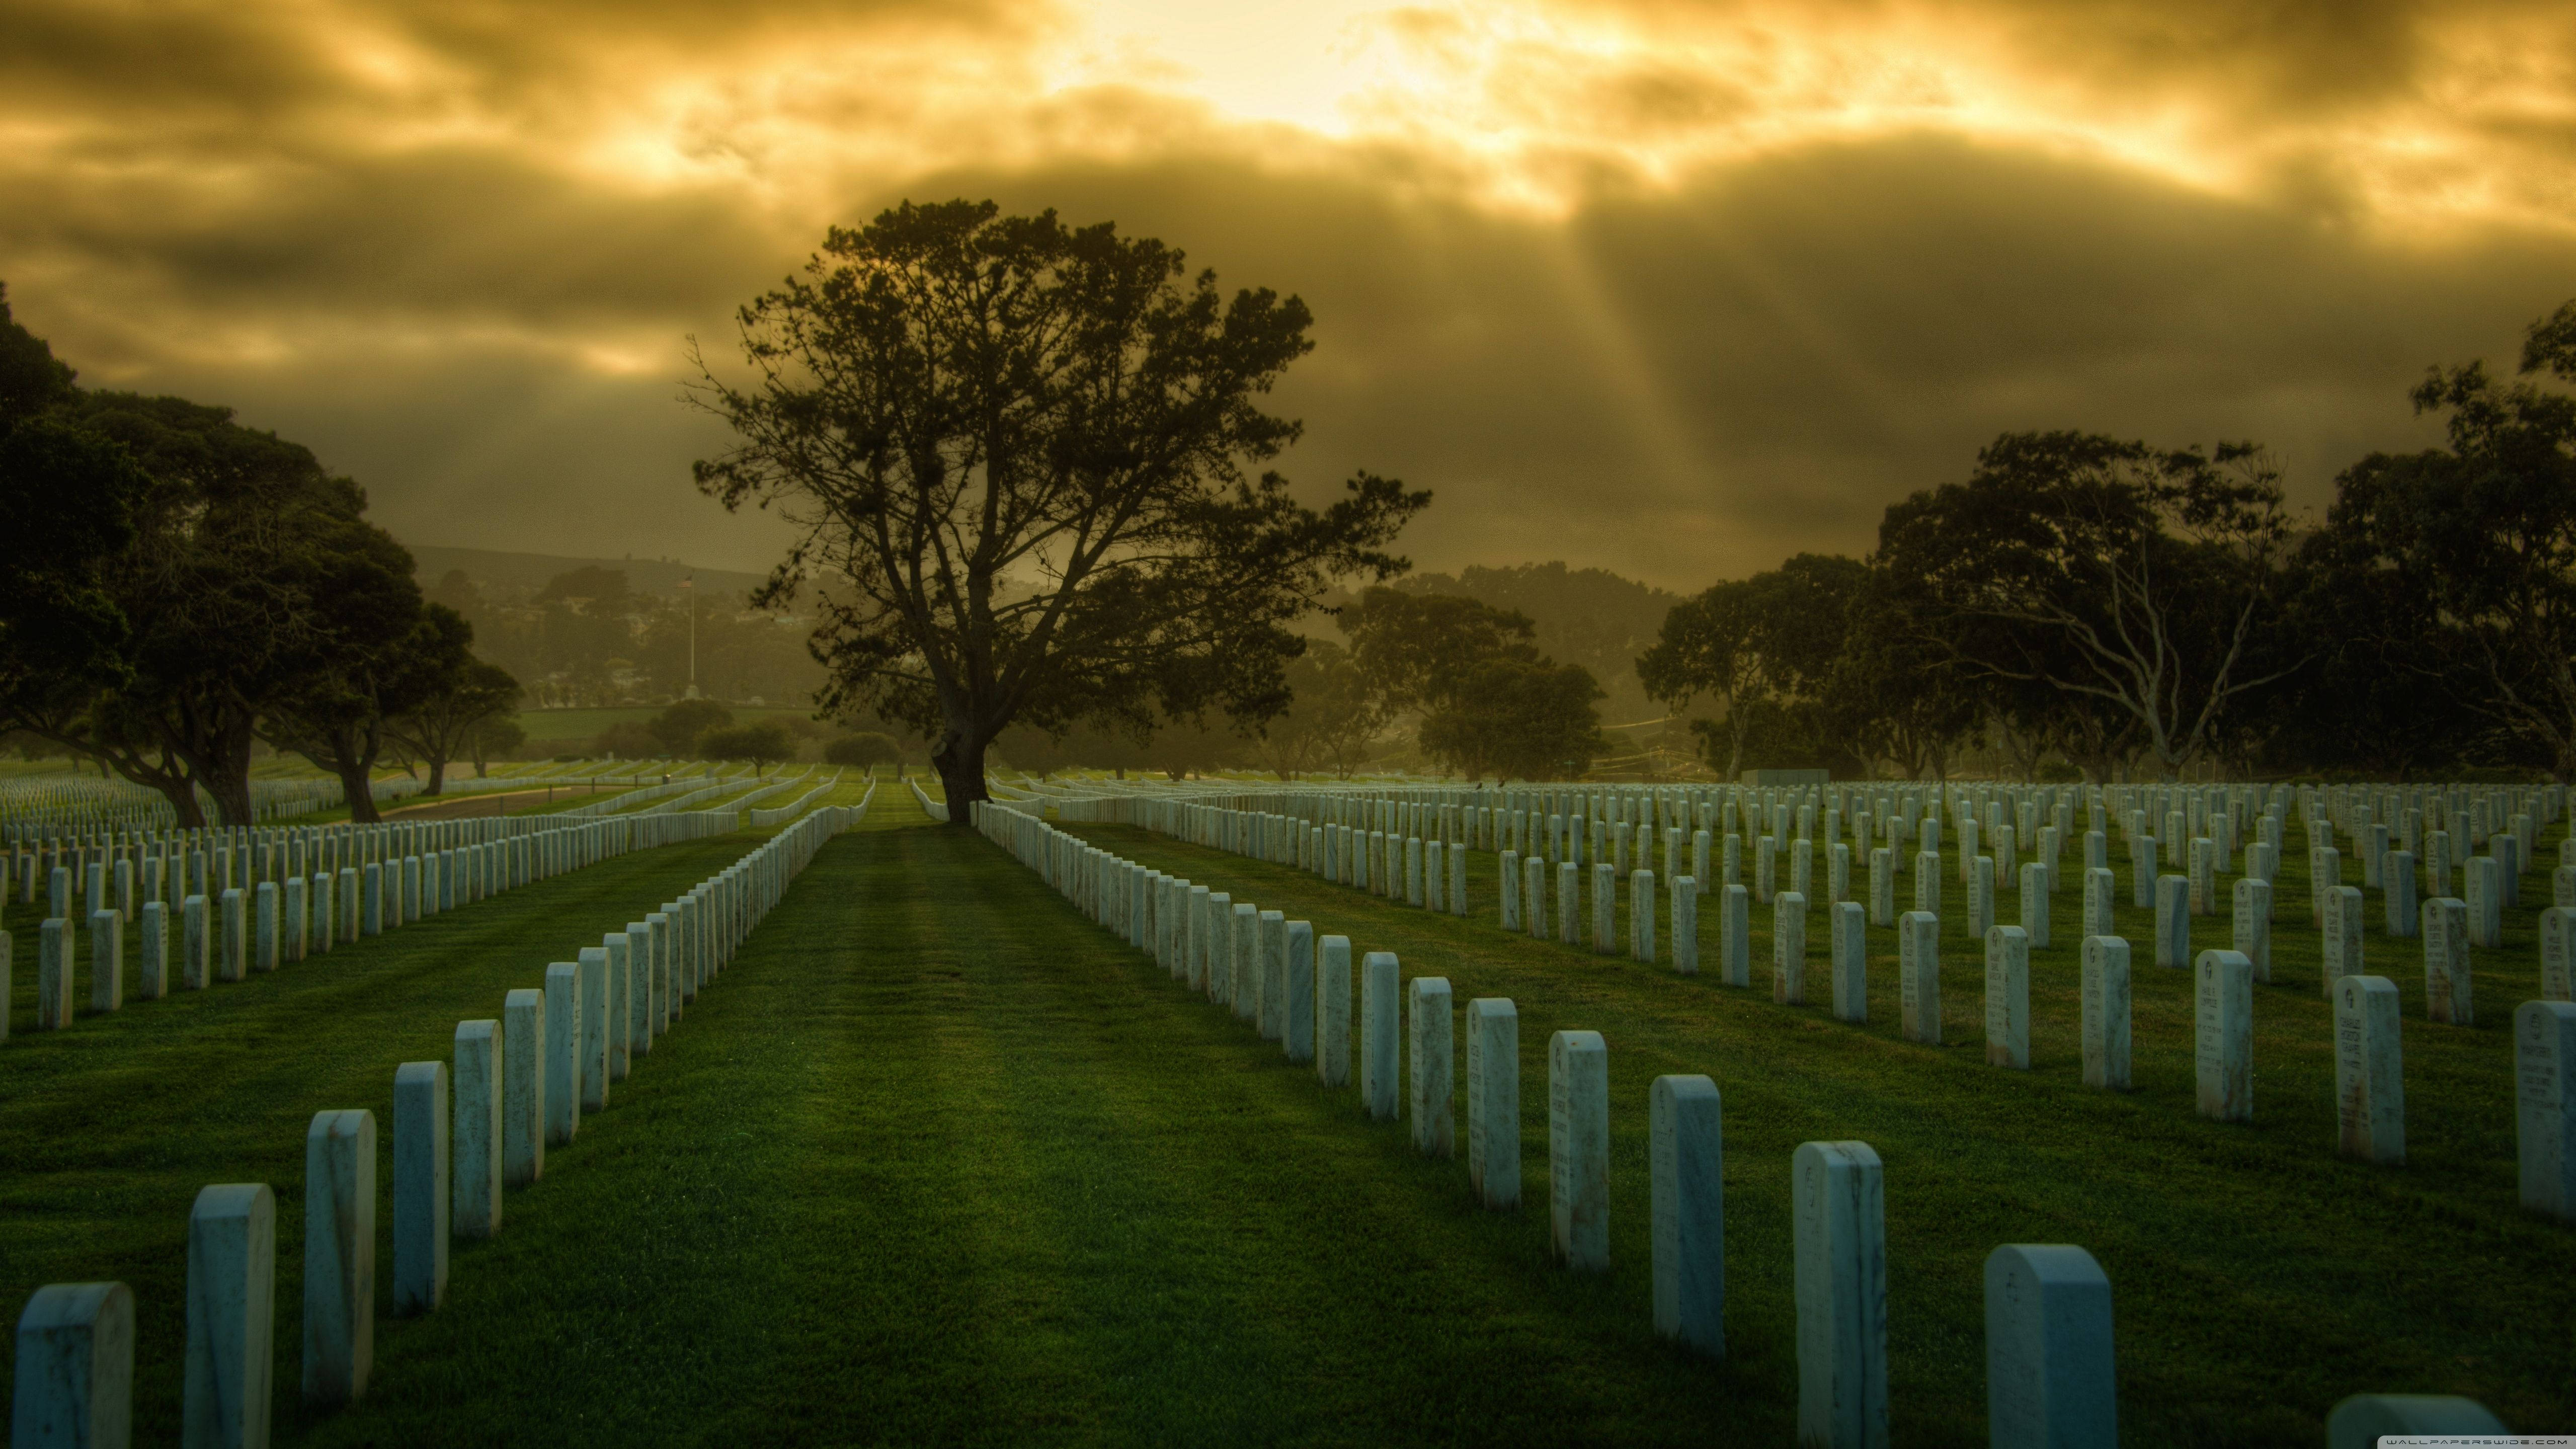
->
{"left": 2, "top": 0, "right": 2570, "bottom": 589}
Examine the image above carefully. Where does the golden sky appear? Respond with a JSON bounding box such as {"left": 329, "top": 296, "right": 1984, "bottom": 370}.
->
{"left": 4, "top": 0, "right": 2570, "bottom": 587}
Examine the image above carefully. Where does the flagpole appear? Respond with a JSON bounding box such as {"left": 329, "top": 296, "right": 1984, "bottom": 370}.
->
{"left": 684, "top": 574, "right": 698, "bottom": 700}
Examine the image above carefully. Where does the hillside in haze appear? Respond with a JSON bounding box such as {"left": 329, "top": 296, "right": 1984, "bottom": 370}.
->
{"left": 408, "top": 543, "right": 822, "bottom": 712}
{"left": 407, "top": 544, "right": 768, "bottom": 602}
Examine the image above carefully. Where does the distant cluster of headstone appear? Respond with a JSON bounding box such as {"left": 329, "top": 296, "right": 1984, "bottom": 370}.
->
{"left": 747, "top": 773, "right": 855, "bottom": 829}
{"left": 1004, "top": 774, "right": 2548, "bottom": 1440}
{"left": 1, "top": 811, "right": 742, "bottom": 1044}
{"left": 553, "top": 763, "right": 838, "bottom": 821}
{"left": 5, "top": 805, "right": 859, "bottom": 1445}
{"left": 0, "top": 771, "right": 413, "bottom": 839}
{"left": 0, "top": 759, "right": 792, "bottom": 851}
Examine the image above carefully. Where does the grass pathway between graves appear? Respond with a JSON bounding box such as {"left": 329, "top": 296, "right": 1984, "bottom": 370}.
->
{"left": 1065, "top": 822, "right": 2576, "bottom": 1443}
{"left": 292, "top": 811, "right": 1763, "bottom": 1445}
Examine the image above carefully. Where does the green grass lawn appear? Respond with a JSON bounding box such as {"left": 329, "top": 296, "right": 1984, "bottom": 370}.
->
{"left": 1057, "top": 818, "right": 2576, "bottom": 1441}
{"left": 3, "top": 801, "right": 2563, "bottom": 1443}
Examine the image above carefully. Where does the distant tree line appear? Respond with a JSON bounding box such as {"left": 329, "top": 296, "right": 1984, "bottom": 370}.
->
{"left": 678, "top": 197, "right": 2576, "bottom": 793}
{"left": 0, "top": 285, "right": 522, "bottom": 824}
{"left": 1641, "top": 297, "right": 2576, "bottom": 783}
{"left": 584, "top": 697, "right": 900, "bottom": 776}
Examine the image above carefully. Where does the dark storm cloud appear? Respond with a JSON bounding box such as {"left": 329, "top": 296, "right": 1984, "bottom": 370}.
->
{"left": 836, "top": 136, "right": 2569, "bottom": 588}
{"left": 0, "top": 0, "right": 2567, "bottom": 586}
{"left": 3, "top": 144, "right": 777, "bottom": 324}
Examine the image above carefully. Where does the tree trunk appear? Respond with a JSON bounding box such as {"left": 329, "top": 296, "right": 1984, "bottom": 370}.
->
{"left": 116, "top": 762, "right": 204, "bottom": 830}
{"left": 207, "top": 772, "right": 253, "bottom": 827}
{"left": 63, "top": 732, "right": 205, "bottom": 830}
{"left": 427, "top": 757, "right": 448, "bottom": 794}
{"left": 330, "top": 721, "right": 385, "bottom": 824}
{"left": 340, "top": 756, "right": 382, "bottom": 823}
{"left": 931, "top": 722, "right": 992, "bottom": 823}
{"left": 176, "top": 716, "right": 260, "bottom": 827}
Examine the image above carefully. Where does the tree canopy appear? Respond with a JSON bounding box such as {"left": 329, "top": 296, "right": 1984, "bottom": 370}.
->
{"left": 1251, "top": 638, "right": 1378, "bottom": 779}
{"left": 1873, "top": 432, "right": 2298, "bottom": 779}
{"left": 2295, "top": 313, "right": 2576, "bottom": 776}
{"left": 825, "top": 731, "right": 902, "bottom": 767}
{"left": 1637, "top": 554, "right": 1864, "bottom": 779}
{"left": 650, "top": 698, "right": 735, "bottom": 756}
{"left": 1342, "top": 584, "right": 1605, "bottom": 780}
{"left": 0, "top": 285, "right": 148, "bottom": 737}
{"left": 0, "top": 284, "right": 521, "bottom": 821}
{"left": 385, "top": 636, "right": 523, "bottom": 797}
{"left": 694, "top": 200, "right": 1425, "bottom": 815}
{"left": 1620, "top": 299, "right": 2574, "bottom": 784}
{"left": 701, "top": 721, "right": 795, "bottom": 775}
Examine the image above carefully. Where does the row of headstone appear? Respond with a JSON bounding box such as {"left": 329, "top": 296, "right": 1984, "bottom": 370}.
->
{"left": 1091, "top": 775, "right": 2562, "bottom": 932}
{"left": 988, "top": 803, "right": 1721, "bottom": 1346}
{"left": 986, "top": 799, "right": 2238, "bottom": 1443}
{"left": 0, "top": 760, "right": 480, "bottom": 841}
{"left": 1057, "top": 774, "right": 2566, "bottom": 968}
{"left": 3, "top": 811, "right": 743, "bottom": 1045}
{"left": 1030, "top": 771, "right": 2557, "bottom": 848}
{"left": 554, "top": 763, "right": 757, "bottom": 820}
{"left": 5, "top": 807, "right": 853, "bottom": 1444}
{"left": 6, "top": 800, "right": 686, "bottom": 914}
{"left": 1077, "top": 784, "right": 2576, "bottom": 1228}
{"left": 1012, "top": 784, "right": 2544, "bottom": 1429}
{"left": 1079, "top": 776, "right": 2258, "bottom": 865}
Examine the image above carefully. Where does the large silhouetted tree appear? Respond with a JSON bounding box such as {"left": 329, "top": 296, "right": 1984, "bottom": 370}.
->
{"left": 0, "top": 286, "right": 149, "bottom": 750}
{"left": 694, "top": 200, "right": 1425, "bottom": 816}
{"left": 2308, "top": 300, "right": 2576, "bottom": 777}
{"left": 1875, "top": 432, "right": 2299, "bottom": 779}
{"left": 3, "top": 290, "right": 423, "bottom": 824}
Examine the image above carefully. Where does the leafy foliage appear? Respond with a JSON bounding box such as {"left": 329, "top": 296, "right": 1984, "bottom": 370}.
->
{"left": 694, "top": 199, "right": 1425, "bottom": 816}
{"left": 1873, "top": 431, "right": 2299, "bottom": 777}
{"left": 1386, "top": 562, "right": 1678, "bottom": 721}
{"left": 387, "top": 648, "right": 523, "bottom": 796}
{"left": 1, "top": 286, "right": 532, "bottom": 820}
{"left": 466, "top": 713, "right": 526, "bottom": 776}
{"left": 0, "top": 286, "right": 149, "bottom": 747}
{"left": 1250, "top": 638, "right": 1379, "bottom": 778}
{"left": 1638, "top": 554, "right": 1866, "bottom": 778}
{"left": 700, "top": 721, "right": 796, "bottom": 774}
{"left": 825, "top": 731, "right": 902, "bottom": 767}
{"left": 1342, "top": 584, "right": 1604, "bottom": 779}
{"left": 259, "top": 552, "right": 459, "bottom": 824}
{"left": 651, "top": 697, "right": 735, "bottom": 756}
{"left": 2296, "top": 322, "right": 2576, "bottom": 775}
{"left": 1413, "top": 655, "right": 1606, "bottom": 781}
